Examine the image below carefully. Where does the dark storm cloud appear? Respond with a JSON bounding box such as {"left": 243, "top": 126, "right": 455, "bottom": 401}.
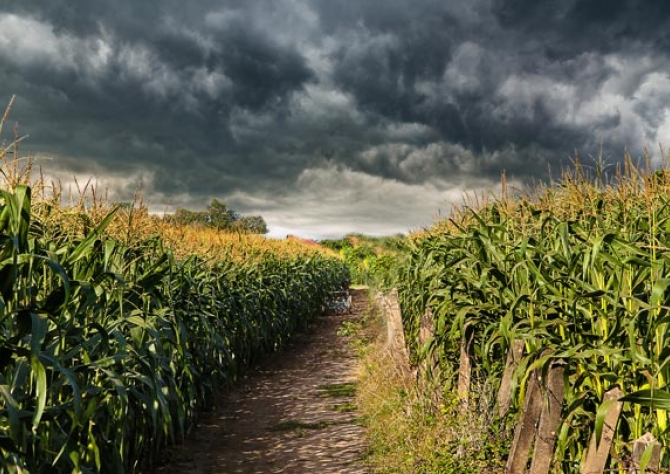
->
{"left": 1, "top": 0, "right": 669, "bottom": 236}
{"left": 0, "top": 1, "right": 316, "bottom": 198}
{"left": 307, "top": 0, "right": 670, "bottom": 184}
{"left": 494, "top": 0, "right": 670, "bottom": 53}
{"left": 211, "top": 25, "right": 314, "bottom": 111}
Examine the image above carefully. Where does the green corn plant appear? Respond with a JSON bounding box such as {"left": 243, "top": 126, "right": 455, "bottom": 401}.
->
{"left": 0, "top": 176, "right": 349, "bottom": 472}
{"left": 394, "top": 158, "right": 670, "bottom": 471}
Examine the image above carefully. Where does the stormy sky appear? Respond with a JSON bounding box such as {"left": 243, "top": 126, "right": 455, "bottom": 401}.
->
{"left": 1, "top": 1, "right": 669, "bottom": 238}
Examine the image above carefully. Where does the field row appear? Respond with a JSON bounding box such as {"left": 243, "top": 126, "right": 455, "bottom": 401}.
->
{"left": 0, "top": 184, "right": 348, "bottom": 472}
{"left": 395, "top": 163, "right": 670, "bottom": 471}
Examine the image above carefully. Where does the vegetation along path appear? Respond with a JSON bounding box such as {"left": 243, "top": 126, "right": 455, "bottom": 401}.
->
{"left": 158, "top": 288, "right": 370, "bottom": 474}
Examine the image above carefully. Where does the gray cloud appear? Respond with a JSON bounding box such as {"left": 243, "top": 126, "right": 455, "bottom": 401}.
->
{"left": 1, "top": 0, "right": 669, "bottom": 237}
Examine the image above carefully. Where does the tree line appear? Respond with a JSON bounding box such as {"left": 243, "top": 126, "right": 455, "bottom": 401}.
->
{"left": 166, "top": 198, "right": 268, "bottom": 234}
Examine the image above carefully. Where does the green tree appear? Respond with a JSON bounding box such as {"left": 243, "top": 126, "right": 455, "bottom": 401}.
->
{"left": 169, "top": 199, "right": 268, "bottom": 234}
{"left": 172, "top": 208, "right": 207, "bottom": 228}
{"left": 205, "top": 199, "right": 236, "bottom": 229}
{"left": 233, "top": 215, "right": 269, "bottom": 234}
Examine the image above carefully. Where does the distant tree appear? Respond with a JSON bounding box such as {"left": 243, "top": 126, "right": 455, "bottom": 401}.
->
{"left": 172, "top": 208, "right": 207, "bottom": 228}
{"left": 168, "top": 199, "right": 268, "bottom": 234}
{"left": 232, "top": 215, "right": 268, "bottom": 234}
{"left": 206, "top": 199, "right": 237, "bottom": 230}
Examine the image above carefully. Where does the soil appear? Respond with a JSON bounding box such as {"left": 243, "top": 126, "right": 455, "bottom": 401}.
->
{"left": 156, "top": 288, "right": 371, "bottom": 474}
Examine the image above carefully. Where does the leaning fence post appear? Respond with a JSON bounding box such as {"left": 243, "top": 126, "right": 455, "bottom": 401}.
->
{"left": 498, "top": 340, "right": 525, "bottom": 418}
{"left": 581, "top": 387, "right": 623, "bottom": 474}
{"left": 528, "top": 359, "right": 566, "bottom": 474}
{"left": 381, "top": 289, "right": 410, "bottom": 374}
{"left": 629, "top": 432, "right": 660, "bottom": 474}
{"left": 506, "top": 357, "right": 567, "bottom": 474}
{"left": 457, "top": 324, "right": 474, "bottom": 411}
{"left": 506, "top": 368, "right": 544, "bottom": 473}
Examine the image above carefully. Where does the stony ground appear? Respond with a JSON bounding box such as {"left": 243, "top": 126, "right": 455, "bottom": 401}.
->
{"left": 157, "top": 288, "right": 370, "bottom": 474}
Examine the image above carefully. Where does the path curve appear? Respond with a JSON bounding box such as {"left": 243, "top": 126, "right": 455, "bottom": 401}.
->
{"left": 158, "top": 288, "right": 370, "bottom": 474}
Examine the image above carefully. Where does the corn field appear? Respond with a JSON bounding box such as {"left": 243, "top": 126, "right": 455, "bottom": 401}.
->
{"left": 0, "top": 102, "right": 348, "bottom": 472}
{"left": 397, "top": 158, "right": 670, "bottom": 471}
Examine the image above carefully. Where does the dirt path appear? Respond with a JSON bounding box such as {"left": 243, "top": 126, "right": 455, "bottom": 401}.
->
{"left": 158, "top": 289, "right": 370, "bottom": 474}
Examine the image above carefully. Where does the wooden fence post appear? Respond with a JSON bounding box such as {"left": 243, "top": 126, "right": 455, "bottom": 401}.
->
{"left": 629, "top": 432, "right": 660, "bottom": 474}
{"left": 418, "top": 307, "right": 438, "bottom": 379}
{"left": 506, "top": 360, "right": 566, "bottom": 474}
{"left": 380, "top": 289, "right": 410, "bottom": 374}
{"left": 581, "top": 387, "right": 623, "bottom": 474}
{"left": 506, "top": 369, "right": 543, "bottom": 473}
{"left": 528, "top": 360, "right": 566, "bottom": 474}
{"left": 457, "top": 324, "right": 474, "bottom": 411}
{"left": 498, "top": 340, "right": 525, "bottom": 418}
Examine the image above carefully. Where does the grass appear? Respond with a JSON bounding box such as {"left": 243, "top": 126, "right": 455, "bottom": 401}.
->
{"left": 337, "top": 320, "right": 363, "bottom": 337}
{"left": 355, "top": 292, "right": 509, "bottom": 473}
{"left": 317, "top": 382, "right": 357, "bottom": 398}
{"left": 328, "top": 402, "right": 357, "bottom": 413}
{"left": 269, "top": 420, "right": 336, "bottom": 432}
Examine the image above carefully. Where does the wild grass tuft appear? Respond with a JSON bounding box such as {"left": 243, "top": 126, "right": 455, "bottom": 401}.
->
{"left": 356, "top": 310, "right": 509, "bottom": 473}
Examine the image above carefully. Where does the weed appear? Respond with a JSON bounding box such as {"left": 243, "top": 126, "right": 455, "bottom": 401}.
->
{"left": 356, "top": 309, "right": 508, "bottom": 473}
{"left": 337, "top": 320, "right": 362, "bottom": 337}
{"left": 318, "top": 382, "right": 357, "bottom": 398}
{"left": 269, "top": 420, "right": 334, "bottom": 432}
{"left": 328, "top": 402, "right": 357, "bottom": 413}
